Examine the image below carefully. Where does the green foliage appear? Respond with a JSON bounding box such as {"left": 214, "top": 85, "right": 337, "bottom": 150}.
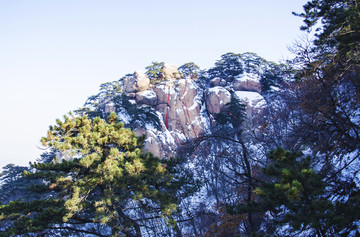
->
{"left": 208, "top": 52, "right": 243, "bottom": 80}
{"left": 248, "top": 148, "right": 360, "bottom": 236}
{"left": 1, "top": 113, "right": 193, "bottom": 236}
{"left": 241, "top": 52, "right": 267, "bottom": 74}
{"left": 258, "top": 148, "right": 331, "bottom": 235}
{"left": 214, "top": 93, "right": 246, "bottom": 129}
{"left": 0, "top": 199, "right": 66, "bottom": 237}
{"left": 79, "top": 82, "right": 161, "bottom": 130}
{"left": 145, "top": 61, "right": 165, "bottom": 82}
{"left": 76, "top": 80, "right": 122, "bottom": 118}
{"left": 178, "top": 62, "right": 201, "bottom": 79}
{"left": 0, "top": 164, "right": 43, "bottom": 204}
{"left": 294, "top": 0, "right": 360, "bottom": 55}
{"left": 260, "top": 71, "right": 283, "bottom": 93}
{"left": 117, "top": 93, "right": 162, "bottom": 130}
{"left": 260, "top": 62, "right": 288, "bottom": 93}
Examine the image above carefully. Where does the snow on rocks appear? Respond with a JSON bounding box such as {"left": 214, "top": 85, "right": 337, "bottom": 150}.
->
{"left": 205, "top": 86, "right": 231, "bottom": 114}
{"left": 122, "top": 65, "right": 268, "bottom": 161}
{"left": 135, "top": 90, "right": 157, "bottom": 105}
{"left": 235, "top": 91, "right": 266, "bottom": 108}
{"left": 235, "top": 91, "right": 267, "bottom": 121}
{"left": 233, "top": 72, "right": 262, "bottom": 93}
{"left": 117, "top": 108, "right": 132, "bottom": 124}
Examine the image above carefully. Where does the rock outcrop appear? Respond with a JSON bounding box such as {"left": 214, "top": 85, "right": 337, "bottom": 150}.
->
{"left": 119, "top": 64, "right": 268, "bottom": 158}
{"left": 233, "top": 73, "right": 262, "bottom": 94}
{"left": 161, "top": 64, "right": 181, "bottom": 79}
{"left": 205, "top": 87, "right": 231, "bottom": 114}
{"left": 124, "top": 71, "right": 150, "bottom": 93}
{"left": 135, "top": 90, "right": 157, "bottom": 105}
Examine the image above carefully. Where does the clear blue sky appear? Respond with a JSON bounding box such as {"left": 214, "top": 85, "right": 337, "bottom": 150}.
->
{"left": 0, "top": 0, "right": 308, "bottom": 169}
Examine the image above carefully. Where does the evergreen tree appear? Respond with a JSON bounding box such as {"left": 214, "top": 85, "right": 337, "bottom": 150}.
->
{"left": 213, "top": 92, "right": 245, "bottom": 129}
{"left": 253, "top": 148, "right": 360, "bottom": 236}
{"left": 178, "top": 62, "right": 201, "bottom": 79}
{"left": 145, "top": 61, "right": 165, "bottom": 83}
{"left": 0, "top": 113, "right": 194, "bottom": 236}
{"left": 241, "top": 52, "right": 267, "bottom": 74}
{"left": 79, "top": 82, "right": 161, "bottom": 131}
{"left": 207, "top": 52, "right": 243, "bottom": 81}
{"left": 293, "top": 0, "right": 360, "bottom": 56}
{"left": 291, "top": 2, "right": 360, "bottom": 228}
{"left": 254, "top": 148, "right": 331, "bottom": 235}
{"left": 0, "top": 164, "right": 33, "bottom": 204}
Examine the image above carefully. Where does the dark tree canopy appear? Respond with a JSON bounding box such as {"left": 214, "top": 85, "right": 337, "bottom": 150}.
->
{"left": 294, "top": 0, "right": 360, "bottom": 54}
{"left": 178, "top": 62, "right": 201, "bottom": 79}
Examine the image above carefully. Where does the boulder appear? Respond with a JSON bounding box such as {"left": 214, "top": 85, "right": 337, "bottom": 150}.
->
{"left": 161, "top": 64, "right": 180, "bottom": 79}
{"left": 153, "top": 85, "right": 169, "bottom": 105}
{"left": 179, "top": 79, "right": 198, "bottom": 108}
{"left": 104, "top": 102, "right": 116, "bottom": 113}
{"left": 136, "top": 90, "right": 157, "bottom": 105}
{"left": 144, "top": 135, "right": 162, "bottom": 157}
{"left": 205, "top": 87, "right": 231, "bottom": 114}
{"left": 123, "top": 76, "right": 137, "bottom": 93}
{"left": 152, "top": 80, "right": 203, "bottom": 139}
{"left": 134, "top": 71, "right": 150, "bottom": 91}
{"left": 233, "top": 73, "right": 262, "bottom": 94}
{"left": 123, "top": 71, "right": 150, "bottom": 93}
{"left": 234, "top": 91, "right": 266, "bottom": 118}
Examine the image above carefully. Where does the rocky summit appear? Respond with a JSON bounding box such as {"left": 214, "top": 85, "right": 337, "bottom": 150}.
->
{"left": 118, "top": 62, "right": 267, "bottom": 158}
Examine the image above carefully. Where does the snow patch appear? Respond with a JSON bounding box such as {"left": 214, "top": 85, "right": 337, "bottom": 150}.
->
{"left": 208, "top": 86, "right": 230, "bottom": 96}
{"left": 117, "top": 109, "right": 131, "bottom": 123}
{"left": 235, "top": 91, "right": 266, "bottom": 109}
{"left": 235, "top": 72, "right": 260, "bottom": 83}
{"left": 138, "top": 90, "right": 156, "bottom": 99}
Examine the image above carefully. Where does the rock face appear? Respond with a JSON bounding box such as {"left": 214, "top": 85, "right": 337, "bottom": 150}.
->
{"left": 161, "top": 64, "right": 180, "bottom": 79}
{"left": 233, "top": 73, "right": 262, "bottom": 94}
{"left": 235, "top": 91, "right": 266, "bottom": 118}
{"left": 205, "top": 87, "right": 231, "bottom": 114}
{"left": 124, "top": 71, "right": 150, "bottom": 93}
{"left": 134, "top": 71, "right": 150, "bottom": 91}
{"left": 210, "top": 77, "right": 221, "bottom": 87}
{"left": 120, "top": 65, "right": 268, "bottom": 159}
{"left": 153, "top": 79, "right": 203, "bottom": 139}
{"left": 135, "top": 90, "right": 157, "bottom": 105}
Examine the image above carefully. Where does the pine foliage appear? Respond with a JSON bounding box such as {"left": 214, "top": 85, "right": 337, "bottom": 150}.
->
{"left": 0, "top": 113, "right": 192, "bottom": 236}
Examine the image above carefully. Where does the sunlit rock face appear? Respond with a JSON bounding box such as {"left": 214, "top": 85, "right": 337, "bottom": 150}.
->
{"left": 119, "top": 59, "right": 276, "bottom": 159}
{"left": 123, "top": 71, "right": 150, "bottom": 93}
{"left": 161, "top": 64, "right": 181, "bottom": 79}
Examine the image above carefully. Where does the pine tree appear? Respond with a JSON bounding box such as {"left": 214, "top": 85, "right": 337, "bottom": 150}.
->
{"left": 290, "top": 4, "right": 360, "bottom": 234}
{"left": 293, "top": 0, "right": 360, "bottom": 56}
{"left": 207, "top": 52, "right": 243, "bottom": 81}
{"left": 0, "top": 113, "right": 194, "bottom": 236}
{"left": 0, "top": 164, "right": 33, "bottom": 204}
{"left": 178, "top": 62, "right": 201, "bottom": 79}
{"left": 145, "top": 61, "right": 165, "bottom": 83}
{"left": 251, "top": 148, "right": 360, "bottom": 236}
{"left": 254, "top": 148, "right": 331, "bottom": 235}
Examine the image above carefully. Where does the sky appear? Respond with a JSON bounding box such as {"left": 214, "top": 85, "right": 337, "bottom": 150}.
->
{"left": 0, "top": 0, "right": 308, "bottom": 170}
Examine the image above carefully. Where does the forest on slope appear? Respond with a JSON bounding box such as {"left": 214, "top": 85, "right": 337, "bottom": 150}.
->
{"left": 1, "top": 0, "right": 359, "bottom": 236}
